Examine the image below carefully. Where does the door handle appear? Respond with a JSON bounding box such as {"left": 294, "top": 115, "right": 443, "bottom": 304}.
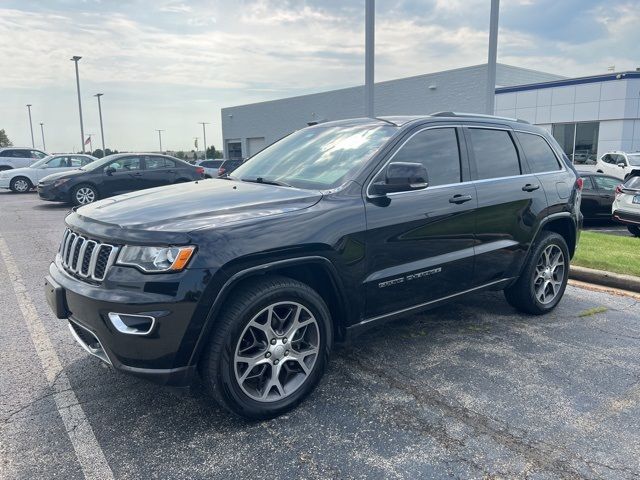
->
{"left": 522, "top": 183, "right": 540, "bottom": 192}
{"left": 132, "top": 172, "right": 142, "bottom": 176}
{"left": 449, "top": 194, "right": 473, "bottom": 204}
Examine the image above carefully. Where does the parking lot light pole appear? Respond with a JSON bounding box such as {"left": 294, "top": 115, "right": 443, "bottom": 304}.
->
{"left": 199, "top": 122, "right": 209, "bottom": 159}
{"left": 364, "top": 0, "right": 375, "bottom": 118}
{"left": 70, "top": 56, "right": 86, "bottom": 153}
{"left": 39, "top": 122, "right": 46, "bottom": 151}
{"left": 485, "top": 0, "right": 500, "bottom": 115}
{"left": 156, "top": 129, "right": 164, "bottom": 153}
{"left": 26, "top": 104, "right": 35, "bottom": 147}
{"left": 94, "top": 93, "right": 106, "bottom": 156}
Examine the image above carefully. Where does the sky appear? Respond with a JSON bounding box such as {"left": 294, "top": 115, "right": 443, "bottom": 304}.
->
{"left": 1, "top": 0, "right": 639, "bottom": 154}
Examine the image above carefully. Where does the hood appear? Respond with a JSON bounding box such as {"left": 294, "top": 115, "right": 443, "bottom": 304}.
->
{"left": 67, "top": 179, "right": 322, "bottom": 242}
{"left": 40, "top": 169, "right": 85, "bottom": 183}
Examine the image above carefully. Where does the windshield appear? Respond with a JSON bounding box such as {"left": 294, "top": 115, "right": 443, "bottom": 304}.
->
{"left": 230, "top": 125, "right": 397, "bottom": 189}
{"left": 30, "top": 156, "right": 53, "bottom": 168}
{"left": 81, "top": 154, "right": 120, "bottom": 171}
{"left": 627, "top": 154, "right": 640, "bottom": 166}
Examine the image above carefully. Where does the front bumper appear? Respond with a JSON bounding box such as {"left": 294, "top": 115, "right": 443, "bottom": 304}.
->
{"left": 613, "top": 209, "right": 640, "bottom": 225}
{"left": 0, "top": 177, "right": 10, "bottom": 189}
{"left": 38, "top": 183, "right": 69, "bottom": 202}
{"left": 46, "top": 258, "right": 215, "bottom": 386}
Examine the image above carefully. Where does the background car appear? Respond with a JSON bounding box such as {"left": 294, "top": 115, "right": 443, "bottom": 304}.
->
{"left": 197, "top": 159, "right": 223, "bottom": 178}
{"left": 0, "top": 147, "right": 48, "bottom": 171}
{"left": 218, "top": 158, "right": 243, "bottom": 177}
{"left": 0, "top": 154, "right": 97, "bottom": 193}
{"left": 612, "top": 175, "right": 640, "bottom": 237}
{"left": 578, "top": 172, "right": 621, "bottom": 221}
{"left": 38, "top": 153, "right": 204, "bottom": 206}
{"left": 596, "top": 151, "right": 640, "bottom": 180}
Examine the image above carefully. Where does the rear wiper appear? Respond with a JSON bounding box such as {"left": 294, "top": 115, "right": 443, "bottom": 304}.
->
{"left": 241, "top": 177, "right": 293, "bottom": 187}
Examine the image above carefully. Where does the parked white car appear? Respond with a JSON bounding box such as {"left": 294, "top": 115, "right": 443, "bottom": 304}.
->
{"left": 0, "top": 147, "right": 48, "bottom": 170}
{"left": 0, "top": 154, "right": 97, "bottom": 192}
{"left": 612, "top": 175, "right": 640, "bottom": 237}
{"left": 595, "top": 151, "right": 640, "bottom": 180}
{"left": 196, "top": 159, "right": 223, "bottom": 178}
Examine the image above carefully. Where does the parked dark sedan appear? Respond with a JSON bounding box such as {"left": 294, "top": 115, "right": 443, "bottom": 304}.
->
{"left": 578, "top": 171, "right": 622, "bottom": 220}
{"left": 38, "top": 153, "right": 204, "bottom": 206}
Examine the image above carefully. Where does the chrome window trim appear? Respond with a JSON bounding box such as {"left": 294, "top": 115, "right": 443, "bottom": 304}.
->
{"left": 366, "top": 124, "right": 569, "bottom": 200}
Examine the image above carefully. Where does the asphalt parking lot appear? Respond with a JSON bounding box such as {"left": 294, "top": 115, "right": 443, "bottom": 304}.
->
{"left": 1, "top": 191, "right": 640, "bottom": 479}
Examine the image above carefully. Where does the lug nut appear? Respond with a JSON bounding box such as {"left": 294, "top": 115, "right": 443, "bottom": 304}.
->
{"left": 265, "top": 352, "right": 271, "bottom": 358}
{"left": 274, "top": 359, "right": 279, "bottom": 365}
{"left": 270, "top": 338, "right": 277, "bottom": 345}
{"left": 282, "top": 337, "right": 287, "bottom": 344}
{"left": 284, "top": 350, "right": 289, "bottom": 356}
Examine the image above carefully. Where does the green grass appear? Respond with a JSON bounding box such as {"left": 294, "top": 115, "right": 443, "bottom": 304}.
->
{"left": 573, "top": 231, "right": 640, "bottom": 277}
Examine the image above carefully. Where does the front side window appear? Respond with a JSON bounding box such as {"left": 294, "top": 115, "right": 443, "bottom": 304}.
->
{"left": 231, "top": 125, "right": 397, "bottom": 189}
{"left": 46, "top": 156, "right": 69, "bottom": 168}
{"left": 469, "top": 128, "right": 521, "bottom": 180}
{"left": 516, "top": 132, "right": 560, "bottom": 173}
{"left": 387, "top": 127, "right": 461, "bottom": 187}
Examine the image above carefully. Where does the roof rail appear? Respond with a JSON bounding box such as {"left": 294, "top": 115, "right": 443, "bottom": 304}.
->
{"left": 430, "top": 111, "right": 530, "bottom": 124}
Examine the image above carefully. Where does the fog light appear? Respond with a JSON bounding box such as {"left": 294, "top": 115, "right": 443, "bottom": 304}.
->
{"left": 108, "top": 313, "right": 155, "bottom": 335}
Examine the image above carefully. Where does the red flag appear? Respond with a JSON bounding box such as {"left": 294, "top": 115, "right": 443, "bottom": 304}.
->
{"left": 84, "top": 136, "right": 91, "bottom": 145}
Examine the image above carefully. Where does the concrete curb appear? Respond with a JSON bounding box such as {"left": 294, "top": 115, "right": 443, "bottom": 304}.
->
{"left": 569, "top": 265, "right": 640, "bottom": 293}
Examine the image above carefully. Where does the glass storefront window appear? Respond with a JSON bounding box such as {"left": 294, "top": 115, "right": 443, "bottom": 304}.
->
{"left": 552, "top": 122, "right": 599, "bottom": 165}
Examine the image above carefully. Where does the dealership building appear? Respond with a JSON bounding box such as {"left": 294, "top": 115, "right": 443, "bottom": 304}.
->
{"left": 221, "top": 64, "right": 640, "bottom": 164}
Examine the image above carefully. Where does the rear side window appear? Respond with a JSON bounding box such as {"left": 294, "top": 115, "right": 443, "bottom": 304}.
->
{"left": 516, "top": 132, "right": 561, "bottom": 173}
{"left": 593, "top": 176, "right": 621, "bottom": 191}
{"left": 390, "top": 127, "right": 461, "bottom": 186}
{"left": 469, "top": 128, "right": 520, "bottom": 180}
{"left": 625, "top": 176, "right": 640, "bottom": 189}
{"left": 581, "top": 176, "right": 595, "bottom": 190}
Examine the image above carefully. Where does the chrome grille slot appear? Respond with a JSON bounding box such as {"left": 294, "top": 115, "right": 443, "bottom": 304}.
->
{"left": 58, "top": 228, "right": 118, "bottom": 282}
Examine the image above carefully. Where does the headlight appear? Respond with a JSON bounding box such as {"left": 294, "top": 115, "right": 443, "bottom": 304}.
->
{"left": 53, "top": 178, "right": 70, "bottom": 187}
{"left": 117, "top": 245, "right": 196, "bottom": 272}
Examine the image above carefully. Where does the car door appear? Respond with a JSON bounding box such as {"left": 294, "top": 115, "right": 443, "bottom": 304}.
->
{"left": 363, "top": 125, "right": 477, "bottom": 319}
{"left": 466, "top": 126, "right": 548, "bottom": 286}
{"left": 579, "top": 176, "right": 600, "bottom": 219}
{"left": 592, "top": 175, "right": 620, "bottom": 217}
{"left": 101, "top": 156, "right": 143, "bottom": 196}
{"left": 141, "top": 156, "right": 178, "bottom": 188}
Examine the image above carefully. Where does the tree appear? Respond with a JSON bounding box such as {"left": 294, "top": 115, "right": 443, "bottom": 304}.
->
{"left": 0, "top": 129, "right": 12, "bottom": 147}
{"left": 206, "top": 145, "right": 222, "bottom": 159}
{"left": 92, "top": 148, "right": 104, "bottom": 158}
{"left": 175, "top": 151, "right": 185, "bottom": 160}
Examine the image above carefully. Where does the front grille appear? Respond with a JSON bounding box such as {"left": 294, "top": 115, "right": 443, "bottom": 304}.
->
{"left": 58, "top": 228, "right": 118, "bottom": 282}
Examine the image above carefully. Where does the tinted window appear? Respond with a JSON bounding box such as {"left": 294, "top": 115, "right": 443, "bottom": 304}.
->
{"left": 625, "top": 176, "right": 640, "bottom": 189}
{"left": 10, "top": 150, "right": 30, "bottom": 158}
{"left": 469, "top": 129, "right": 520, "bottom": 180}
{"left": 581, "top": 176, "right": 594, "bottom": 190}
{"left": 593, "top": 176, "right": 621, "bottom": 191}
{"left": 1, "top": 150, "right": 15, "bottom": 157}
{"left": 390, "top": 128, "right": 461, "bottom": 186}
{"left": 516, "top": 132, "right": 560, "bottom": 173}
{"left": 201, "top": 160, "right": 222, "bottom": 168}
{"left": 602, "top": 154, "right": 614, "bottom": 164}
{"left": 108, "top": 156, "right": 141, "bottom": 171}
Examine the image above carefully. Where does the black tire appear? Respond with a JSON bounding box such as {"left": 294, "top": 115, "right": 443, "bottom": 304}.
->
{"left": 504, "top": 231, "right": 570, "bottom": 315}
{"left": 627, "top": 225, "right": 640, "bottom": 237}
{"left": 71, "top": 184, "right": 99, "bottom": 206}
{"left": 10, "top": 176, "right": 33, "bottom": 193}
{"left": 200, "top": 275, "right": 332, "bottom": 420}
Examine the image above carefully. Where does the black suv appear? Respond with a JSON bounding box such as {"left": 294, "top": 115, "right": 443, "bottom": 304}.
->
{"left": 44, "top": 114, "right": 582, "bottom": 419}
{"left": 37, "top": 153, "right": 204, "bottom": 206}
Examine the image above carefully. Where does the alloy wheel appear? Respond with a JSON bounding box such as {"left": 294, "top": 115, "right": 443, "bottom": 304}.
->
{"left": 13, "top": 179, "right": 30, "bottom": 192}
{"left": 533, "top": 244, "right": 565, "bottom": 305}
{"left": 75, "top": 187, "right": 96, "bottom": 205}
{"left": 234, "top": 301, "right": 320, "bottom": 402}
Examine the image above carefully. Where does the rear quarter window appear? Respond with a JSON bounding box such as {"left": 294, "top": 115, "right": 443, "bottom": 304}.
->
{"left": 516, "top": 132, "right": 561, "bottom": 173}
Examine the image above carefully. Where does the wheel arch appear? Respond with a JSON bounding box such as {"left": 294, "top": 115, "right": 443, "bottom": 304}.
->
{"left": 189, "top": 256, "right": 350, "bottom": 366}
{"left": 537, "top": 214, "right": 578, "bottom": 258}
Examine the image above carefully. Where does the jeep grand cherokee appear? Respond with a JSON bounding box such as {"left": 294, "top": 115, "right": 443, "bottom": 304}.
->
{"left": 44, "top": 113, "right": 582, "bottom": 419}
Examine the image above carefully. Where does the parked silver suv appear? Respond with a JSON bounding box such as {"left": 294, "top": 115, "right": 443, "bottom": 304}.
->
{"left": 0, "top": 147, "right": 48, "bottom": 171}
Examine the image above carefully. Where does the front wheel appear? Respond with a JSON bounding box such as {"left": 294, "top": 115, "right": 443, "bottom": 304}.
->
{"left": 628, "top": 225, "right": 640, "bottom": 237}
{"left": 504, "top": 231, "right": 570, "bottom": 315}
{"left": 72, "top": 184, "right": 98, "bottom": 206}
{"left": 200, "top": 276, "right": 332, "bottom": 420}
{"left": 10, "top": 176, "right": 32, "bottom": 193}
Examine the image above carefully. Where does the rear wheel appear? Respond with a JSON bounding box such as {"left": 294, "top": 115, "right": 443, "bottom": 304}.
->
{"left": 10, "top": 176, "right": 32, "bottom": 193}
{"left": 200, "top": 276, "right": 332, "bottom": 420}
{"left": 504, "top": 231, "right": 569, "bottom": 315}
{"left": 627, "top": 225, "right": 640, "bottom": 237}
{"left": 72, "top": 184, "right": 98, "bottom": 206}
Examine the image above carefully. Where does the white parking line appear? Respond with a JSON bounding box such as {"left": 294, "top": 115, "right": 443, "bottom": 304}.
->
{"left": 0, "top": 236, "right": 114, "bottom": 480}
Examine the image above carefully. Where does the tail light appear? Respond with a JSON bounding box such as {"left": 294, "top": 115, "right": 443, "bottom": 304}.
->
{"left": 615, "top": 184, "right": 623, "bottom": 196}
{"left": 195, "top": 166, "right": 205, "bottom": 176}
{"left": 218, "top": 167, "right": 226, "bottom": 176}
{"left": 575, "top": 177, "right": 583, "bottom": 190}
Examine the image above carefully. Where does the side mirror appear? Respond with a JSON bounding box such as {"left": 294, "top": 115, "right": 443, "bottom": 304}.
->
{"left": 618, "top": 162, "right": 626, "bottom": 168}
{"left": 370, "top": 162, "right": 428, "bottom": 195}
{"left": 105, "top": 166, "right": 116, "bottom": 175}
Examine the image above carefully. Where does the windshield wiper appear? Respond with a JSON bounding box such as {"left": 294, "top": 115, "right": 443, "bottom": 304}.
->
{"left": 241, "top": 177, "right": 293, "bottom": 187}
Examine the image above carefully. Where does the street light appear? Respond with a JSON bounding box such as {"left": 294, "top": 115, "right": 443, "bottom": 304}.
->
{"left": 70, "top": 56, "right": 86, "bottom": 153}
{"left": 39, "top": 122, "right": 46, "bottom": 151}
{"left": 199, "top": 122, "right": 209, "bottom": 159}
{"left": 94, "top": 93, "right": 106, "bottom": 156}
{"left": 26, "top": 104, "right": 35, "bottom": 148}
{"left": 485, "top": 0, "right": 500, "bottom": 115}
{"left": 156, "top": 129, "right": 164, "bottom": 153}
{"left": 364, "top": 0, "right": 375, "bottom": 118}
